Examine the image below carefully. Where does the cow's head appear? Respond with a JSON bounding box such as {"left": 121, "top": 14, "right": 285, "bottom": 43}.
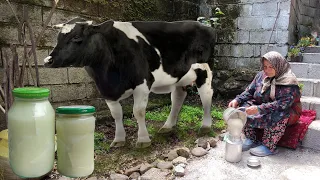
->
{"left": 44, "top": 17, "right": 95, "bottom": 68}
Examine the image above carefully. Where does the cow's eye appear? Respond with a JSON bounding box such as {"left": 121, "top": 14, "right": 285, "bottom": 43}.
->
{"left": 72, "top": 36, "right": 82, "bottom": 43}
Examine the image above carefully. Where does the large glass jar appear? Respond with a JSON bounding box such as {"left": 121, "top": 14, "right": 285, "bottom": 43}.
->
{"left": 8, "top": 87, "right": 55, "bottom": 178}
{"left": 56, "top": 105, "right": 96, "bottom": 178}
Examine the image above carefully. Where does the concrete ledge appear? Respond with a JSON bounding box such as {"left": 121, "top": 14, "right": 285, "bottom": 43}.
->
{"left": 291, "top": 63, "right": 320, "bottom": 79}
{"left": 302, "top": 53, "right": 320, "bottom": 64}
{"left": 68, "top": 68, "right": 93, "bottom": 83}
{"left": 302, "top": 120, "right": 320, "bottom": 151}
{"left": 297, "top": 78, "right": 320, "bottom": 97}
{"left": 301, "top": 96, "right": 320, "bottom": 119}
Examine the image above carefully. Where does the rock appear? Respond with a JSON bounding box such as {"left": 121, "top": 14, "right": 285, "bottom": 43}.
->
{"left": 209, "top": 138, "right": 217, "bottom": 148}
{"left": 140, "top": 163, "right": 153, "bottom": 174}
{"left": 86, "top": 177, "right": 98, "bottom": 180}
{"left": 174, "top": 165, "right": 185, "bottom": 177}
{"left": 176, "top": 147, "right": 190, "bottom": 158}
{"left": 124, "top": 164, "right": 141, "bottom": 176}
{"left": 157, "top": 161, "right": 173, "bottom": 169}
{"left": 140, "top": 168, "right": 171, "bottom": 180}
{"left": 129, "top": 172, "right": 140, "bottom": 180}
{"left": 151, "top": 159, "right": 160, "bottom": 167}
{"left": 197, "top": 138, "right": 208, "bottom": 149}
{"left": 191, "top": 147, "right": 208, "bottom": 157}
{"left": 205, "top": 142, "right": 211, "bottom": 151}
{"left": 172, "top": 156, "right": 187, "bottom": 165}
{"left": 167, "top": 149, "right": 179, "bottom": 161}
{"left": 58, "top": 177, "right": 71, "bottom": 180}
{"left": 110, "top": 173, "right": 129, "bottom": 180}
{"left": 177, "top": 163, "right": 186, "bottom": 168}
{"left": 279, "top": 165, "right": 320, "bottom": 180}
{"left": 97, "top": 177, "right": 108, "bottom": 180}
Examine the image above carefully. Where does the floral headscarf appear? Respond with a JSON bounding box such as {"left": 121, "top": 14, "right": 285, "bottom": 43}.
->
{"left": 261, "top": 51, "right": 299, "bottom": 100}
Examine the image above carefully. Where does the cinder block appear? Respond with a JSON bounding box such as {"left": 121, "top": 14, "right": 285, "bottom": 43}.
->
{"left": 290, "top": 62, "right": 309, "bottom": 78}
{"left": 238, "top": 17, "right": 262, "bottom": 29}
{"left": 249, "top": 31, "right": 276, "bottom": 43}
{"left": 314, "top": 82, "right": 320, "bottom": 98}
{"left": 230, "top": 44, "right": 254, "bottom": 57}
{"left": 253, "top": 45, "right": 261, "bottom": 57}
{"left": 302, "top": 120, "right": 320, "bottom": 151}
{"left": 237, "top": 30, "right": 250, "bottom": 43}
{"left": 262, "top": 17, "right": 276, "bottom": 30}
{"left": 297, "top": 78, "right": 316, "bottom": 97}
{"left": 239, "top": 4, "right": 252, "bottom": 16}
{"left": 0, "top": 25, "right": 19, "bottom": 45}
{"left": 279, "top": 0, "right": 291, "bottom": 15}
{"left": 219, "top": 44, "right": 232, "bottom": 56}
{"left": 276, "top": 30, "right": 289, "bottom": 44}
{"left": 252, "top": 2, "right": 278, "bottom": 16}
{"left": 277, "top": 15, "right": 290, "bottom": 30}
{"left": 42, "top": 8, "right": 79, "bottom": 26}
{"left": 0, "top": 1, "right": 18, "bottom": 23}
{"left": 86, "top": 83, "right": 101, "bottom": 99}
{"left": 308, "top": 64, "right": 320, "bottom": 79}
{"left": 301, "top": 96, "right": 320, "bottom": 119}
{"left": 68, "top": 68, "right": 93, "bottom": 84}
{"left": 260, "top": 44, "right": 288, "bottom": 57}
{"left": 309, "top": 0, "right": 319, "bottom": 8}
{"left": 38, "top": 68, "right": 68, "bottom": 85}
{"left": 236, "top": 57, "right": 260, "bottom": 69}
{"left": 50, "top": 84, "right": 87, "bottom": 102}
{"left": 302, "top": 53, "right": 320, "bottom": 64}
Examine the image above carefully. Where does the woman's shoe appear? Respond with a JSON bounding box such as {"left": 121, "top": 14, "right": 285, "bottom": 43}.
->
{"left": 242, "top": 139, "right": 258, "bottom": 151}
{"left": 249, "top": 145, "right": 278, "bottom": 157}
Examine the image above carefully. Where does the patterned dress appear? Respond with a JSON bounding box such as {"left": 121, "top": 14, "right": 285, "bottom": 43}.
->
{"left": 235, "top": 71, "right": 302, "bottom": 151}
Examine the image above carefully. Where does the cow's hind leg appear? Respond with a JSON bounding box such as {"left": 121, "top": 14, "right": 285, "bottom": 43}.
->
{"left": 195, "top": 63, "right": 213, "bottom": 134}
{"left": 106, "top": 100, "right": 126, "bottom": 147}
{"left": 133, "top": 80, "right": 151, "bottom": 148}
{"left": 158, "top": 86, "right": 187, "bottom": 133}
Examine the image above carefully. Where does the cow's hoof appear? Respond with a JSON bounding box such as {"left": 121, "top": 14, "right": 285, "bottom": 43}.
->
{"left": 198, "top": 126, "right": 211, "bottom": 134}
{"left": 136, "top": 141, "right": 151, "bottom": 148}
{"left": 110, "top": 141, "right": 126, "bottom": 147}
{"left": 158, "top": 126, "right": 174, "bottom": 134}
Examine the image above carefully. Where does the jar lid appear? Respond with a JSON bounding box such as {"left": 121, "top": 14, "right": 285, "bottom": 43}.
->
{"left": 12, "top": 87, "right": 50, "bottom": 98}
{"left": 56, "top": 105, "right": 96, "bottom": 114}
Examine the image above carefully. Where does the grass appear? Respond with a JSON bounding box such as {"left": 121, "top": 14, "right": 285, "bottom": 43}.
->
{"left": 92, "top": 104, "right": 226, "bottom": 176}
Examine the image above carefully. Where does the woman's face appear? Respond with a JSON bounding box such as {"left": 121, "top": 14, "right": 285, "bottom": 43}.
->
{"left": 263, "top": 59, "right": 276, "bottom": 77}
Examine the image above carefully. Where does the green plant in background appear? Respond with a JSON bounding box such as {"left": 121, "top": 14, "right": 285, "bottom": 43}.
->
{"left": 298, "top": 83, "right": 304, "bottom": 92}
{"left": 197, "top": 7, "right": 225, "bottom": 27}
{"left": 288, "top": 36, "right": 317, "bottom": 58}
{"left": 288, "top": 46, "right": 301, "bottom": 58}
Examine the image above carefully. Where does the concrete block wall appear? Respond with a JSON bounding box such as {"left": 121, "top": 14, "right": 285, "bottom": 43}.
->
{"left": 288, "top": 0, "right": 320, "bottom": 44}
{"left": 0, "top": 0, "right": 199, "bottom": 129}
{"left": 206, "top": 0, "right": 291, "bottom": 70}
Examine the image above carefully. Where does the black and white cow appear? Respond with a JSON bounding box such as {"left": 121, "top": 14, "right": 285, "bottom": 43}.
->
{"left": 44, "top": 18, "right": 215, "bottom": 148}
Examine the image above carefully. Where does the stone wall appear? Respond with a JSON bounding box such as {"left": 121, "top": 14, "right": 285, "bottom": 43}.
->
{"left": 199, "top": 0, "right": 292, "bottom": 98}
{"left": 288, "top": 0, "right": 320, "bottom": 44}
{"left": 0, "top": 0, "right": 199, "bottom": 130}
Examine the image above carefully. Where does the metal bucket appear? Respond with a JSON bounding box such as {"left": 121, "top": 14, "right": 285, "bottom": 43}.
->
{"left": 225, "top": 134, "right": 242, "bottom": 163}
{"left": 223, "top": 107, "right": 247, "bottom": 125}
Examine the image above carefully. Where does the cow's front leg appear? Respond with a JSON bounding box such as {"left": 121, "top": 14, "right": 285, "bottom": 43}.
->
{"left": 196, "top": 63, "right": 213, "bottom": 134}
{"left": 158, "top": 86, "right": 187, "bottom": 133}
{"left": 133, "top": 81, "right": 151, "bottom": 148}
{"left": 106, "top": 100, "right": 126, "bottom": 147}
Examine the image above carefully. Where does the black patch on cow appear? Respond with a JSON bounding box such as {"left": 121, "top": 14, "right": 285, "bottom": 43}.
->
{"left": 195, "top": 69, "right": 207, "bottom": 88}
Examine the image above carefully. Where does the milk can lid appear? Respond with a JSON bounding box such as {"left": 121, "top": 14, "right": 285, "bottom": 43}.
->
{"left": 12, "top": 87, "right": 50, "bottom": 98}
{"left": 56, "top": 105, "right": 96, "bottom": 114}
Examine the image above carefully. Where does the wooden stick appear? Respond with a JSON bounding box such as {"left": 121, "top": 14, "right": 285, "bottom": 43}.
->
{"left": 28, "top": 0, "right": 60, "bottom": 57}
{"left": 0, "top": 86, "right": 5, "bottom": 102}
{"left": 24, "top": 5, "right": 39, "bottom": 86}
{"left": 10, "top": 45, "right": 19, "bottom": 87}
{"left": 2, "top": 50, "right": 9, "bottom": 127}
{"left": 0, "top": 104, "right": 5, "bottom": 114}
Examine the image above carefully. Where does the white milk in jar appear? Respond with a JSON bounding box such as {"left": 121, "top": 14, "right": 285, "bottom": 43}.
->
{"left": 56, "top": 105, "right": 96, "bottom": 178}
{"left": 8, "top": 87, "right": 55, "bottom": 178}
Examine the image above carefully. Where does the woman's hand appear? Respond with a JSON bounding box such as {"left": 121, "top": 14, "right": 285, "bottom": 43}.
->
{"left": 228, "top": 99, "right": 239, "bottom": 108}
{"left": 245, "top": 106, "right": 259, "bottom": 115}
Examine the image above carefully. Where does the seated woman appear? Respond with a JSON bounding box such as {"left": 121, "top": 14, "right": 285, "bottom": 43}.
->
{"left": 228, "top": 51, "right": 302, "bottom": 157}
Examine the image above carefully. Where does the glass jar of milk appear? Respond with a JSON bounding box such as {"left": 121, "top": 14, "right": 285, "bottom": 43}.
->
{"left": 56, "top": 105, "right": 96, "bottom": 178}
{"left": 8, "top": 87, "right": 55, "bottom": 178}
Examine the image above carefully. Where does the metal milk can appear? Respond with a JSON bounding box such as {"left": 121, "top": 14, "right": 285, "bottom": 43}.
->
{"left": 223, "top": 107, "right": 247, "bottom": 163}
